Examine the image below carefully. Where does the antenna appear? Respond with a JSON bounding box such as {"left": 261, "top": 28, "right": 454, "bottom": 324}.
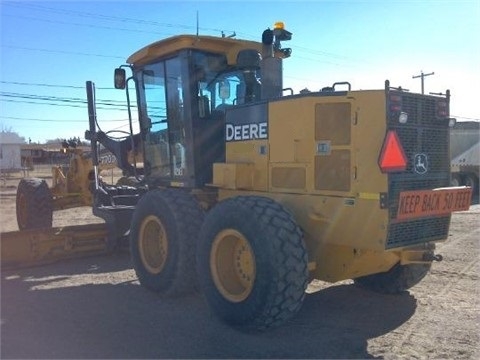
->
{"left": 196, "top": 11, "right": 199, "bottom": 37}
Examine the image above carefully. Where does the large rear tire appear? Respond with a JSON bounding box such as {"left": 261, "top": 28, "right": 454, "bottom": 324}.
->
{"left": 450, "top": 173, "right": 462, "bottom": 187}
{"left": 129, "top": 189, "right": 204, "bottom": 296}
{"left": 16, "top": 178, "right": 53, "bottom": 230}
{"left": 197, "top": 196, "right": 308, "bottom": 330}
{"left": 464, "top": 173, "right": 478, "bottom": 197}
{"left": 354, "top": 263, "right": 431, "bottom": 294}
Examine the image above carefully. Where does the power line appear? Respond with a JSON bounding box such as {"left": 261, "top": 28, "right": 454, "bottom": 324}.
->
{"left": 0, "top": 98, "right": 128, "bottom": 111}
{"left": 0, "top": 80, "right": 115, "bottom": 90}
{"left": 2, "top": 45, "right": 125, "bottom": 59}
{"left": 0, "top": 97, "right": 133, "bottom": 111}
{"left": 2, "top": 3, "right": 358, "bottom": 65}
{"left": 0, "top": 91, "right": 131, "bottom": 107}
{"left": 2, "top": 2, "right": 231, "bottom": 34}
{"left": 0, "top": 91, "right": 167, "bottom": 113}
{"left": 0, "top": 116, "right": 129, "bottom": 123}
{"left": 1, "top": 14, "right": 178, "bottom": 37}
{"left": 2, "top": 42, "right": 355, "bottom": 69}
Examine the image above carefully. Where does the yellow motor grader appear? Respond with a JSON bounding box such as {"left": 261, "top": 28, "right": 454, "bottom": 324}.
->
{"left": 16, "top": 146, "right": 99, "bottom": 231}
{"left": 15, "top": 143, "right": 141, "bottom": 230}
{"left": 3, "top": 143, "right": 143, "bottom": 268}
{"left": 1, "top": 23, "right": 472, "bottom": 330}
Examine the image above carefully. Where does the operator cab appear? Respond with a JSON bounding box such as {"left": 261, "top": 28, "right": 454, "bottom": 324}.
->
{"left": 115, "top": 25, "right": 291, "bottom": 189}
{"left": 137, "top": 50, "right": 246, "bottom": 188}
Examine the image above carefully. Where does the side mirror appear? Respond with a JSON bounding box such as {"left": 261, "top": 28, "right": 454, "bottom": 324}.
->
{"left": 114, "top": 68, "right": 126, "bottom": 89}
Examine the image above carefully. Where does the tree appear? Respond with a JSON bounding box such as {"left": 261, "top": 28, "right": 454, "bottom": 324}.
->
{"left": 46, "top": 137, "right": 89, "bottom": 147}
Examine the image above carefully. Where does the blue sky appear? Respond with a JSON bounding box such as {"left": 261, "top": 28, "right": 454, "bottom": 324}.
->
{"left": 1, "top": 0, "right": 479, "bottom": 143}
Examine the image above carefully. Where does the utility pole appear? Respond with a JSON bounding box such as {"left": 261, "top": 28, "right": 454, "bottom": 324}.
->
{"left": 412, "top": 71, "right": 434, "bottom": 94}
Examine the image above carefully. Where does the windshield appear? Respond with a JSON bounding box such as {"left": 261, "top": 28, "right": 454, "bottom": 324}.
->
{"left": 193, "top": 51, "right": 247, "bottom": 110}
{"left": 133, "top": 50, "right": 253, "bottom": 182}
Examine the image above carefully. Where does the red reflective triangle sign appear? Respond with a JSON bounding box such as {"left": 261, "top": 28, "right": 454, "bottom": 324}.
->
{"left": 379, "top": 130, "right": 407, "bottom": 172}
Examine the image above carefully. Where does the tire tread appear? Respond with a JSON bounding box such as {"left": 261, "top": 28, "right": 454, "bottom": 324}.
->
{"left": 198, "top": 195, "right": 308, "bottom": 330}
{"left": 16, "top": 178, "right": 53, "bottom": 230}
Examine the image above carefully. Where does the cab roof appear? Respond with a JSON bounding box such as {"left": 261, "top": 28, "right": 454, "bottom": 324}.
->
{"left": 127, "top": 35, "right": 265, "bottom": 66}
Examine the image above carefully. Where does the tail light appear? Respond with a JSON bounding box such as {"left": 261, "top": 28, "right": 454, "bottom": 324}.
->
{"left": 378, "top": 130, "right": 407, "bottom": 173}
{"left": 389, "top": 94, "right": 402, "bottom": 113}
{"left": 436, "top": 100, "right": 448, "bottom": 118}
{"left": 389, "top": 93, "right": 410, "bottom": 124}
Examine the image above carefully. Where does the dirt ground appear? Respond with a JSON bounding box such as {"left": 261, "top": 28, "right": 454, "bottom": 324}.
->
{"left": 1, "top": 167, "right": 479, "bottom": 359}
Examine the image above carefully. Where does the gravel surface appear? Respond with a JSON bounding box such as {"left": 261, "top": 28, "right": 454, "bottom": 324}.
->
{"left": 1, "top": 172, "right": 479, "bottom": 359}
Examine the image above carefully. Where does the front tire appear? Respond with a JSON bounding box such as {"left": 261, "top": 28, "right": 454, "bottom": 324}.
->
{"left": 129, "top": 189, "right": 204, "bottom": 296}
{"left": 16, "top": 178, "right": 53, "bottom": 230}
{"left": 197, "top": 196, "right": 308, "bottom": 330}
{"left": 354, "top": 263, "right": 431, "bottom": 294}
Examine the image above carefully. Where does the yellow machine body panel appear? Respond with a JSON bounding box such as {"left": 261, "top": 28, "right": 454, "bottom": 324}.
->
{"left": 212, "top": 90, "right": 445, "bottom": 282}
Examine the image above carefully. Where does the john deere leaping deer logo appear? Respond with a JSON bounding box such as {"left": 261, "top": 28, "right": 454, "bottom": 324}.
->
{"left": 414, "top": 153, "right": 428, "bottom": 174}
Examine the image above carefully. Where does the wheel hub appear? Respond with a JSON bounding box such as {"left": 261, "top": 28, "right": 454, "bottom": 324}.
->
{"left": 138, "top": 215, "right": 168, "bottom": 274}
{"left": 210, "top": 229, "right": 255, "bottom": 302}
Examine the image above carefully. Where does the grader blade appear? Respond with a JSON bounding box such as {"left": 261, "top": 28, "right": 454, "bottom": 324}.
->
{"left": 1, "top": 223, "right": 110, "bottom": 269}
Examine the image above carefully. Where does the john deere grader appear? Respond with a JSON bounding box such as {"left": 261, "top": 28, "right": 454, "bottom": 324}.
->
{"left": 1, "top": 23, "right": 472, "bottom": 330}
{"left": 2, "top": 143, "right": 141, "bottom": 268}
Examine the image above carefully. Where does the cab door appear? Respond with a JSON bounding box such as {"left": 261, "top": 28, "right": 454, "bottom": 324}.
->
{"left": 139, "top": 56, "right": 191, "bottom": 185}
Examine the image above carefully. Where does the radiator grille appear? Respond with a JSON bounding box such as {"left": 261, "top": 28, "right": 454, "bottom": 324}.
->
{"left": 386, "top": 91, "right": 451, "bottom": 248}
{"left": 395, "top": 127, "right": 450, "bottom": 174}
{"left": 387, "top": 216, "right": 451, "bottom": 249}
{"left": 399, "top": 95, "right": 436, "bottom": 125}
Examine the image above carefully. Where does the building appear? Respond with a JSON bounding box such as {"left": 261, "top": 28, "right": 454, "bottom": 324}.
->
{"left": 0, "top": 132, "right": 24, "bottom": 172}
{"left": 21, "top": 143, "right": 91, "bottom": 167}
